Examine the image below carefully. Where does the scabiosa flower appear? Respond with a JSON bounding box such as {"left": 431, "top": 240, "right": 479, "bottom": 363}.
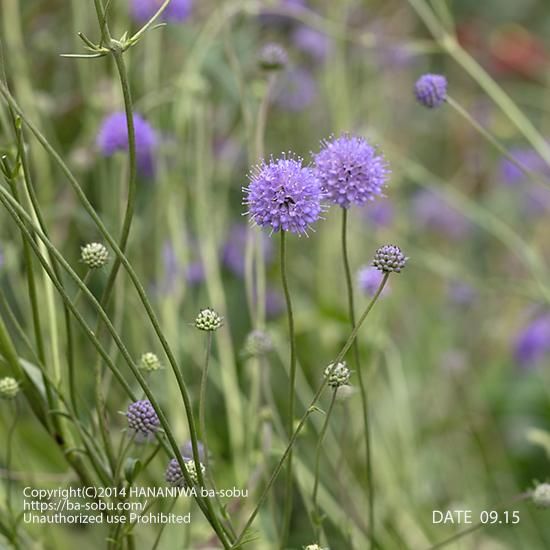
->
{"left": 273, "top": 67, "right": 317, "bottom": 112}
{"left": 126, "top": 400, "right": 160, "bottom": 439}
{"left": 324, "top": 362, "right": 351, "bottom": 388}
{"left": 244, "top": 156, "right": 323, "bottom": 235}
{"left": 165, "top": 457, "right": 205, "bottom": 487}
{"left": 412, "top": 190, "right": 470, "bottom": 239}
{"left": 259, "top": 43, "right": 288, "bottom": 71}
{"left": 532, "top": 483, "right": 550, "bottom": 508}
{"left": 364, "top": 200, "right": 394, "bottom": 227}
{"left": 414, "top": 74, "right": 448, "bottom": 108}
{"left": 313, "top": 134, "right": 390, "bottom": 209}
{"left": 357, "top": 266, "right": 390, "bottom": 297}
{"left": 81, "top": 242, "right": 109, "bottom": 269}
{"left": 130, "top": 0, "right": 193, "bottom": 23}
{"left": 0, "top": 377, "right": 19, "bottom": 400}
{"left": 372, "top": 244, "right": 407, "bottom": 273}
{"left": 139, "top": 352, "right": 162, "bottom": 372}
{"left": 514, "top": 313, "right": 550, "bottom": 369}
{"left": 180, "top": 440, "right": 207, "bottom": 462}
{"left": 292, "top": 26, "right": 330, "bottom": 62}
{"left": 195, "top": 308, "right": 223, "bottom": 331}
{"left": 96, "top": 112, "right": 157, "bottom": 175}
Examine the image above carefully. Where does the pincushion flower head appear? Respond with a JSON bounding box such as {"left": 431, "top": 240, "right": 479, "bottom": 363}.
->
{"left": 126, "top": 400, "right": 160, "bottom": 440}
{"left": 372, "top": 244, "right": 408, "bottom": 273}
{"left": 0, "top": 377, "right": 19, "bottom": 400}
{"left": 414, "top": 74, "right": 448, "bottom": 108}
{"left": 130, "top": 0, "right": 193, "bottom": 24}
{"left": 313, "top": 134, "right": 390, "bottom": 209}
{"left": 97, "top": 112, "right": 157, "bottom": 175}
{"left": 514, "top": 313, "right": 550, "bottom": 369}
{"left": 165, "top": 457, "right": 205, "bottom": 487}
{"left": 244, "top": 155, "right": 323, "bottom": 235}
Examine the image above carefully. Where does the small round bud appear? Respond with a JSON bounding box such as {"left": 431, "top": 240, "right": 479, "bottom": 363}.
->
{"left": 304, "top": 545, "right": 328, "bottom": 550}
{"left": 165, "top": 457, "right": 205, "bottom": 487}
{"left": 81, "top": 242, "right": 109, "bottom": 269}
{"left": 242, "top": 329, "right": 273, "bottom": 358}
{"left": 532, "top": 483, "right": 550, "bottom": 508}
{"left": 139, "top": 352, "right": 162, "bottom": 372}
{"left": 372, "top": 244, "right": 408, "bottom": 273}
{"left": 324, "top": 362, "right": 351, "bottom": 388}
{"left": 335, "top": 384, "right": 356, "bottom": 403}
{"left": 259, "top": 42, "right": 288, "bottom": 71}
{"left": 414, "top": 74, "right": 448, "bottom": 108}
{"left": 195, "top": 308, "right": 223, "bottom": 331}
{"left": 126, "top": 400, "right": 160, "bottom": 439}
{"left": 0, "top": 377, "right": 19, "bottom": 399}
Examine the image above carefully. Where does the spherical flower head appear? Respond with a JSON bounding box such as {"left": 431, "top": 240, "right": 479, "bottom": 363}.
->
{"left": 131, "top": 0, "right": 193, "bottom": 24}
{"left": 292, "top": 25, "right": 330, "bottom": 62}
{"left": 139, "top": 352, "right": 162, "bottom": 372}
{"left": 357, "top": 266, "right": 390, "bottom": 297}
{"left": 195, "top": 308, "right": 223, "bottom": 331}
{"left": 324, "top": 362, "right": 351, "bottom": 388}
{"left": 259, "top": 43, "right": 288, "bottom": 71}
{"left": 245, "top": 156, "right": 323, "bottom": 235}
{"left": 313, "top": 134, "right": 390, "bottom": 209}
{"left": 165, "top": 457, "right": 205, "bottom": 487}
{"left": 414, "top": 74, "right": 448, "bottom": 108}
{"left": 81, "top": 242, "right": 109, "bottom": 269}
{"left": 372, "top": 244, "right": 408, "bottom": 273}
{"left": 532, "top": 483, "right": 550, "bottom": 508}
{"left": 96, "top": 112, "right": 157, "bottom": 175}
{"left": 0, "top": 377, "right": 19, "bottom": 400}
{"left": 242, "top": 329, "right": 274, "bottom": 358}
{"left": 126, "top": 400, "right": 160, "bottom": 439}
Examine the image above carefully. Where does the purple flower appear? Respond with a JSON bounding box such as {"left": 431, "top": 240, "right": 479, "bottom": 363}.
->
{"left": 313, "top": 134, "right": 390, "bottom": 209}
{"left": 126, "top": 400, "right": 160, "bottom": 440}
{"left": 180, "top": 440, "right": 206, "bottom": 462}
{"left": 185, "top": 261, "right": 205, "bottom": 286}
{"left": 414, "top": 74, "right": 448, "bottom": 108}
{"left": 96, "top": 112, "right": 157, "bottom": 175}
{"left": 357, "top": 266, "right": 390, "bottom": 297}
{"left": 244, "top": 156, "right": 323, "bottom": 235}
{"left": 130, "top": 0, "right": 192, "bottom": 23}
{"left": 222, "top": 224, "right": 273, "bottom": 277}
{"left": 273, "top": 68, "right": 317, "bottom": 112}
{"left": 514, "top": 313, "right": 550, "bottom": 369}
{"left": 292, "top": 26, "right": 330, "bottom": 61}
{"left": 447, "top": 281, "right": 477, "bottom": 306}
{"left": 372, "top": 244, "right": 407, "bottom": 273}
{"left": 412, "top": 190, "right": 470, "bottom": 239}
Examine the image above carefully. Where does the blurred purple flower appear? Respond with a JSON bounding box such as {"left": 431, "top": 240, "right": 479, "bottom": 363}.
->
{"left": 292, "top": 26, "right": 330, "bottom": 61}
{"left": 185, "top": 261, "right": 205, "bottom": 286}
{"left": 514, "top": 313, "right": 550, "bottom": 369}
{"left": 265, "top": 289, "right": 285, "bottom": 319}
{"left": 273, "top": 68, "right": 317, "bottom": 112}
{"left": 158, "top": 241, "right": 204, "bottom": 294}
{"left": 130, "top": 0, "right": 193, "bottom": 23}
{"left": 357, "top": 266, "right": 390, "bottom": 297}
{"left": 447, "top": 281, "right": 477, "bottom": 306}
{"left": 363, "top": 200, "right": 394, "bottom": 227}
{"left": 180, "top": 440, "right": 206, "bottom": 462}
{"left": 412, "top": 190, "right": 470, "bottom": 239}
{"left": 259, "top": 0, "right": 307, "bottom": 26}
{"left": 96, "top": 112, "right": 157, "bottom": 175}
{"left": 222, "top": 224, "right": 273, "bottom": 277}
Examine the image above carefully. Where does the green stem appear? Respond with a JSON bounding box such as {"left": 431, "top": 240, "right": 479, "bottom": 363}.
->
{"left": 0, "top": 188, "right": 231, "bottom": 549}
{"left": 233, "top": 274, "right": 390, "bottom": 548}
{"left": 341, "top": 208, "right": 374, "bottom": 547}
{"left": 311, "top": 388, "right": 337, "bottom": 542}
{"left": 198, "top": 332, "right": 213, "bottom": 468}
{"left": 280, "top": 230, "right": 297, "bottom": 549}
{"left": 5, "top": 399, "right": 18, "bottom": 535}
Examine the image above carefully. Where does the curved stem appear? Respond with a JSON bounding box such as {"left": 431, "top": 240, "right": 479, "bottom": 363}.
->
{"left": 341, "top": 208, "right": 374, "bottom": 547}
{"left": 0, "top": 188, "right": 231, "bottom": 549}
{"left": 233, "top": 274, "right": 390, "bottom": 548}
{"left": 279, "top": 230, "right": 297, "bottom": 548}
{"left": 311, "top": 388, "right": 337, "bottom": 542}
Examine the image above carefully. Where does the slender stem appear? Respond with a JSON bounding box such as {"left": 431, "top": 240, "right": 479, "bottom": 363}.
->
{"left": 341, "top": 208, "right": 374, "bottom": 547}
{"left": 311, "top": 388, "right": 338, "bottom": 542}
{"left": 5, "top": 400, "right": 19, "bottom": 532}
{"left": 199, "top": 332, "right": 213, "bottom": 469}
{"left": 0, "top": 189, "right": 232, "bottom": 549}
{"left": 233, "top": 274, "right": 390, "bottom": 548}
{"left": 279, "top": 230, "right": 297, "bottom": 548}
